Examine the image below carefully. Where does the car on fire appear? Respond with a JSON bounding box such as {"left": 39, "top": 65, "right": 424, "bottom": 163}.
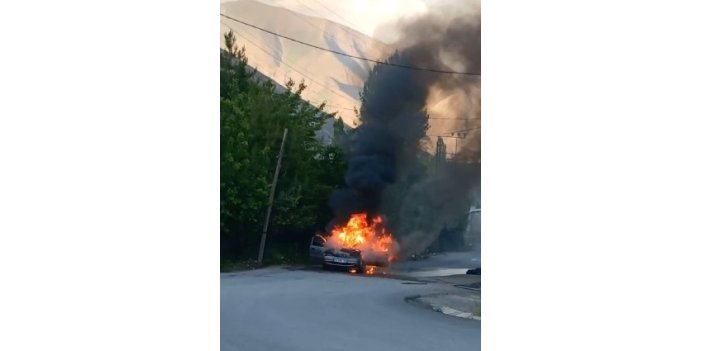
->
{"left": 309, "top": 234, "right": 390, "bottom": 273}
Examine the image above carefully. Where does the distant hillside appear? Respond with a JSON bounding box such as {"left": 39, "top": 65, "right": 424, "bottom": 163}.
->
{"left": 222, "top": 48, "right": 337, "bottom": 144}
{"left": 220, "top": 0, "right": 478, "bottom": 153}
{"left": 220, "top": 0, "right": 393, "bottom": 126}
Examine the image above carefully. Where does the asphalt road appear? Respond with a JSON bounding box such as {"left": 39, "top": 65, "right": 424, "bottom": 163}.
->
{"left": 392, "top": 251, "right": 481, "bottom": 277}
{"left": 221, "top": 265, "right": 480, "bottom": 351}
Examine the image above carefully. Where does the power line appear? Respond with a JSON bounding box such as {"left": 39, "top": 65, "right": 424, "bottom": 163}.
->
{"left": 449, "top": 127, "right": 481, "bottom": 133}
{"left": 284, "top": 1, "right": 339, "bottom": 43}
{"left": 221, "top": 22, "right": 360, "bottom": 109}
{"left": 221, "top": 24, "right": 357, "bottom": 113}
{"left": 220, "top": 20, "right": 480, "bottom": 128}
{"left": 220, "top": 13, "right": 480, "bottom": 76}
{"left": 427, "top": 117, "right": 471, "bottom": 120}
{"left": 277, "top": 1, "right": 371, "bottom": 88}
{"left": 308, "top": 100, "right": 356, "bottom": 111}
{"left": 427, "top": 135, "right": 466, "bottom": 138}
{"left": 427, "top": 127, "right": 481, "bottom": 138}
{"left": 298, "top": 0, "right": 367, "bottom": 42}
{"left": 234, "top": 27, "right": 359, "bottom": 107}
{"left": 307, "top": 0, "right": 366, "bottom": 37}
{"left": 292, "top": 0, "right": 381, "bottom": 90}
{"left": 222, "top": 21, "right": 359, "bottom": 107}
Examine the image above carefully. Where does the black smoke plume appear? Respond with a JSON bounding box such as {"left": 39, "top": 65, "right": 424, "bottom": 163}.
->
{"left": 329, "top": 4, "right": 481, "bottom": 253}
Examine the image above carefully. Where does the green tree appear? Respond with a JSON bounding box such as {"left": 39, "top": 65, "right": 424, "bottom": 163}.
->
{"left": 220, "top": 32, "right": 346, "bottom": 264}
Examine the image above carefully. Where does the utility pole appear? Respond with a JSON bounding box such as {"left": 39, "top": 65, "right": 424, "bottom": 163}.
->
{"left": 435, "top": 136, "right": 446, "bottom": 169}
{"left": 257, "top": 128, "right": 288, "bottom": 263}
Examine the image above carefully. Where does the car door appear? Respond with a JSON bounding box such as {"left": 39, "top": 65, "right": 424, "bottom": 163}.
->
{"left": 309, "top": 235, "right": 326, "bottom": 263}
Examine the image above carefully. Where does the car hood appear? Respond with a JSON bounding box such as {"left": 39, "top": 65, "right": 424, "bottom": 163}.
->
{"left": 324, "top": 248, "right": 361, "bottom": 258}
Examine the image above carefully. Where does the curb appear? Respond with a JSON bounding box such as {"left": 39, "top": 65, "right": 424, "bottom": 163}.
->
{"left": 430, "top": 304, "right": 481, "bottom": 320}
{"left": 405, "top": 294, "right": 481, "bottom": 321}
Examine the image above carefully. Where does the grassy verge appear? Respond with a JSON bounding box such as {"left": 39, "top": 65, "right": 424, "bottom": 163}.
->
{"left": 221, "top": 243, "right": 308, "bottom": 272}
{"left": 262, "top": 243, "right": 308, "bottom": 266}
{"left": 220, "top": 259, "right": 260, "bottom": 272}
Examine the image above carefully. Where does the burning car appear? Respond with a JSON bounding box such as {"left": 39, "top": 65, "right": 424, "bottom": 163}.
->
{"left": 309, "top": 213, "right": 397, "bottom": 274}
{"left": 309, "top": 236, "right": 365, "bottom": 271}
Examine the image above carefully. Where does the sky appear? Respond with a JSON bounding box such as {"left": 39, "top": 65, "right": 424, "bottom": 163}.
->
{"left": 222, "top": 0, "right": 438, "bottom": 39}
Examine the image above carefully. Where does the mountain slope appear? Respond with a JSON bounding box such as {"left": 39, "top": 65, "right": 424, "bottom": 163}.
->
{"left": 220, "top": 0, "right": 393, "bottom": 125}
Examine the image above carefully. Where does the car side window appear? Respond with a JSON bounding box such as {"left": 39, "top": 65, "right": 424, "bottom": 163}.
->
{"left": 312, "top": 235, "right": 325, "bottom": 247}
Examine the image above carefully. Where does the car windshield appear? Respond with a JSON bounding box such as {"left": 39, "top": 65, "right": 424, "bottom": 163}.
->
{"left": 312, "top": 236, "right": 325, "bottom": 246}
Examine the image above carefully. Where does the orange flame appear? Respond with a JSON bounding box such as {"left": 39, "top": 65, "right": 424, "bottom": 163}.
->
{"left": 326, "top": 213, "right": 398, "bottom": 270}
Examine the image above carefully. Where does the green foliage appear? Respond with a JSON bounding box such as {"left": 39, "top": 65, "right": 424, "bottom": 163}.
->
{"left": 262, "top": 242, "right": 308, "bottom": 265}
{"left": 220, "top": 258, "right": 235, "bottom": 272}
{"left": 220, "top": 32, "right": 347, "bottom": 264}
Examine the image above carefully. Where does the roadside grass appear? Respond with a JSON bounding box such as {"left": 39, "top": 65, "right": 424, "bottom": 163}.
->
{"left": 221, "top": 243, "right": 308, "bottom": 272}
{"left": 220, "top": 259, "right": 234, "bottom": 272}
{"left": 220, "top": 259, "right": 259, "bottom": 272}
{"left": 262, "top": 243, "right": 308, "bottom": 266}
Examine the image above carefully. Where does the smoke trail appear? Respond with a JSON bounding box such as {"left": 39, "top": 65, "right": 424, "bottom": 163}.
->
{"left": 329, "top": 4, "right": 481, "bottom": 253}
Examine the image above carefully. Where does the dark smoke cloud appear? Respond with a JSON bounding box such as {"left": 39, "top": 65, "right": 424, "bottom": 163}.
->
{"left": 329, "top": 4, "right": 480, "bottom": 253}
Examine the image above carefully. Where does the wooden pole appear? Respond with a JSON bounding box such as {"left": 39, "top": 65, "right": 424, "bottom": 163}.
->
{"left": 257, "top": 128, "right": 288, "bottom": 263}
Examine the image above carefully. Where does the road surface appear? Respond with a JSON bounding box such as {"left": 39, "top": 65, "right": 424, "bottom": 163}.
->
{"left": 221, "top": 265, "right": 480, "bottom": 351}
{"left": 392, "top": 251, "right": 481, "bottom": 277}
